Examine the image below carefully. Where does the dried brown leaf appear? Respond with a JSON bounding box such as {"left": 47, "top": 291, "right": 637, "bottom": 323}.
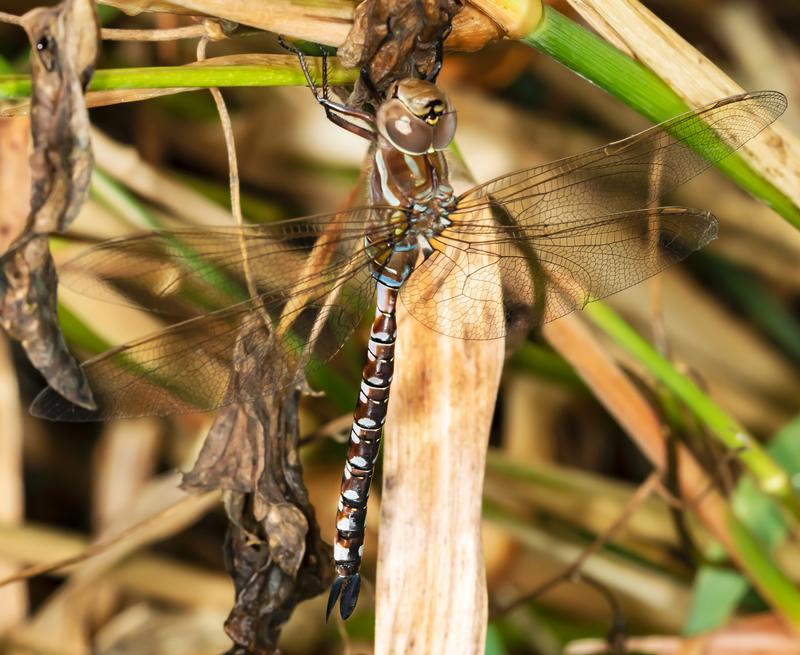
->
{"left": 0, "top": 0, "right": 99, "bottom": 409}
{"left": 21, "top": 0, "right": 99, "bottom": 234}
{"left": 182, "top": 332, "right": 330, "bottom": 654}
{"left": 0, "top": 117, "right": 31, "bottom": 254}
{"left": 182, "top": 404, "right": 264, "bottom": 494}
{"left": 0, "top": 237, "right": 93, "bottom": 407}
{"left": 339, "top": 0, "right": 460, "bottom": 93}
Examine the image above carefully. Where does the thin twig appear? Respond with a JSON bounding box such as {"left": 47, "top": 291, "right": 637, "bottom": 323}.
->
{"left": 582, "top": 577, "right": 627, "bottom": 655}
{"left": 196, "top": 36, "right": 267, "bottom": 331}
{"left": 0, "top": 11, "right": 21, "bottom": 26}
{"left": 491, "top": 470, "right": 662, "bottom": 619}
{"left": 299, "top": 413, "right": 352, "bottom": 446}
{"left": 102, "top": 24, "right": 222, "bottom": 42}
{"left": 656, "top": 446, "right": 746, "bottom": 510}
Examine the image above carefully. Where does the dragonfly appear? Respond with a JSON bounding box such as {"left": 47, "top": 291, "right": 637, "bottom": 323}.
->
{"left": 29, "top": 50, "right": 786, "bottom": 618}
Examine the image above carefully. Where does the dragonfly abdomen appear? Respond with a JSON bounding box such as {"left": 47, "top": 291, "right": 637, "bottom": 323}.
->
{"left": 328, "top": 280, "right": 398, "bottom": 619}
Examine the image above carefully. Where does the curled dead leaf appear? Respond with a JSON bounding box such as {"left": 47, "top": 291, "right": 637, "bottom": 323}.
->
{"left": 0, "top": 0, "right": 99, "bottom": 409}
{"left": 182, "top": 330, "right": 330, "bottom": 652}
{"left": 0, "top": 237, "right": 94, "bottom": 413}
{"left": 339, "top": 0, "right": 461, "bottom": 94}
{"left": 21, "top": 0, "right": 99, "bottom": 233}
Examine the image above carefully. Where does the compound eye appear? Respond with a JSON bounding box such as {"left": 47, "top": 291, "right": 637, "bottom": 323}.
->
{"left": 378, "top": 99, "right": 434, "bottom": 155}
{"left": 432, "top": 110, "right": 457, "bottom": 151}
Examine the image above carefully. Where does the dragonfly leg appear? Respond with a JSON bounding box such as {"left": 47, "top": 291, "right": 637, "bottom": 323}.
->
{"left": 424, "top": 18, "right": 452, "bottom": 82}
{"left": 278, "top": 36, "right": 376, "bottom": 140}
{"left": 360, "top": 66, "right": 382, "bottom": 104}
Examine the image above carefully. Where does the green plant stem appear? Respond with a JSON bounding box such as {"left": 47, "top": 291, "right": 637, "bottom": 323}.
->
{"left": 584, "top": 301, "right": 800, "bottom": 523}
{"left": 523, "top": 6, "right": 800, "bottom": 229}
{"left": 0, "top": 61, "right": 359, "bottom": 99}
{"left": 725, "top": 509, "right": 800, "bottom": 626}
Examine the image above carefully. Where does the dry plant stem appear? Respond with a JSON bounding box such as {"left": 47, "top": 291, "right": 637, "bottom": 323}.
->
{"left": 0, "top": 335, "right": 26, "bottom": 629}
{"left": 0, "top": 11, "right": 22, "bottom": 25}
{"left": 495, "top": 470, "right": 661, "bottom": 618}
{"left": 0, "top": 522, "right": 232, "bottom": 609}
{"left": 196, "top": 38, "right": 262, "bottom": 313}
{"left": 376, "top": 309, "right": 504, "bottom": 654}
{"left": 97, "top": 0, "right": 542, "bottom": 48}
{"left": 91, "top": 128, "right": 236, "bottom": 227}
{"left": 101, "top": 24, "right": 214, "bottom": 41}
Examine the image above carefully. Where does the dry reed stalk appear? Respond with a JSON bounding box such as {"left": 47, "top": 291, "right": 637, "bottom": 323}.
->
{"left": 0, "top": 115, "right": 30, "bottom": 633}
{"left": 0, "top": 522, "right": 233, "bottom": 609}
{"left": 99, "top": 0, "right": 542, "bottom": 51}
{"left": 91, "top": 420, "right": 161, "bottom": 529}
{"left": 9, "top": 476, "right": 217, "bottom": 653}
{"left": 91, "top": 128, "right": 236, "bottom": 227}
{"left": 0, "top": 335, "right": 26, "bottom": 632}
{"left": 376, "top": 308, "right": 504, "bottom": 654}
{"left": 566, "top": 613, "right": 800, "bottom": 655}
{"left": 565, "top": 0, "right": 800, "bottom": 211}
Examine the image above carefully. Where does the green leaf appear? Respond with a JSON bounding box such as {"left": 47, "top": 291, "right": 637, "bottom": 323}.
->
{"left": 485, "top": 624, "right": 509, "bottom": 655}
{"left": 684, "top": 566, "right": 749, "bottom": 635}
{"left": 769, "top": 414, "right": 800, "bottom": 476}
{"left": 732, "top": 477, "right": 788, "bottom": 550}
{"left": 731, "top": 414, "right": 800, "bottom": 551}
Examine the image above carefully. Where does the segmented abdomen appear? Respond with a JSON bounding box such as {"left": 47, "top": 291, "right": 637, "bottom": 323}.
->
{"left": 330, "top": 282, "right": 397, "bottom": 616}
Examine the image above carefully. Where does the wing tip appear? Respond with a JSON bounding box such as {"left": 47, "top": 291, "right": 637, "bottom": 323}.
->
{"left": 30, "top": 387, "right": 104, "bottom": 422}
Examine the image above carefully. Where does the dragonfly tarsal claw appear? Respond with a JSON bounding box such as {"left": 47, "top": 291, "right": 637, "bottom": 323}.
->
{"left": 326, "top": 574, "right": 361, "bottom": 621}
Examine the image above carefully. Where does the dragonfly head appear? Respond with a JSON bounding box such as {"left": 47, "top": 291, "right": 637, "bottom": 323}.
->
{"left": 376, "top": 79, "right": 456, "bottom": 155}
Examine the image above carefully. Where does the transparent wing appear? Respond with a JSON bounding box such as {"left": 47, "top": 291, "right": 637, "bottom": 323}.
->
{"left": 400, "top": 91, "right": 785, "bottom": 339}
{"left": 454, "top": 91, "right": 786, "bottom": 227}
{"left": 401, "top": 207, "right": 717, "bottom": 339}
{"left": 58, "top": 208, "right": 398, "bottom": 318}
{"left": 34, "top": 207, "right": 397, "bottom": 420}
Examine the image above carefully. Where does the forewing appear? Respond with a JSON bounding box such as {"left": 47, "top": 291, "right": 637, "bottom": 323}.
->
{"left": 454, "top": 91, "right": 786, "bottom": 230}
{"left": 33, "top": 207, "right": 394, "bottom": 420}
{"left": 401, "top": 207, "right": 718, "bottom": 339}
{"left": 400, "top": 91, "right": 784, "bottom": 340}
{"left": 57, "top": 208, "right": 395, "bottom": 318}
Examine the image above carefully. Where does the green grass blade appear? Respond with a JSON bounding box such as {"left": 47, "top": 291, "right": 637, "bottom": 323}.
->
{"left": 522, "top": 6, "right": 800, "bottom": 229}
{"left": 584, "top": 301, "right": 800, "bottom": 522}
{"left": 0, "top": 61, "right": 359, "bottom": 99}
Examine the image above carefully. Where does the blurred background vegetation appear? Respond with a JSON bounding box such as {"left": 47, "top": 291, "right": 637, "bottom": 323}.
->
{"left": 1, "top": 0, "right": 799, "bottom": 653}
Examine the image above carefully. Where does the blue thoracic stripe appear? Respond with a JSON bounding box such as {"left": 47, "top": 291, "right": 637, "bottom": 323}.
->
{"left": 374, "top": 150, "right": 402, "bottom": 207}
